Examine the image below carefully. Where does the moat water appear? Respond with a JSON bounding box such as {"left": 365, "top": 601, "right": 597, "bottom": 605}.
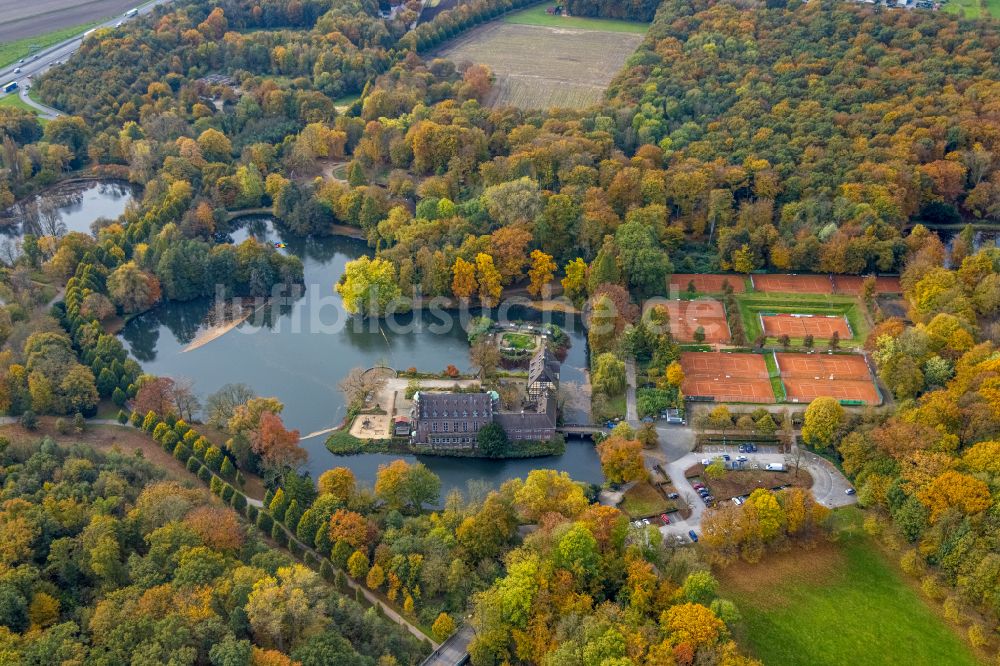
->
{"left": 119, "top": 216, "right": 603, "bottom": 495}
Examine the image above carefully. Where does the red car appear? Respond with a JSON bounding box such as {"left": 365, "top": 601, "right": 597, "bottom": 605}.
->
{"left": 660, "top": 513, "right": 670, "bottom": 524}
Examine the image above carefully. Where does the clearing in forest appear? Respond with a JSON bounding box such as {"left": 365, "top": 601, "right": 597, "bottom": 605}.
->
{"left": 719, "top": 508, "right": 982, "bottom": 666}
{"left": 435, "top": 21, "right": 645, "bottom": 109}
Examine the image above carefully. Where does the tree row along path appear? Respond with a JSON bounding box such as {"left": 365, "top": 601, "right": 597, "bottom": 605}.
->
{"left": 0, "top": 416, "right": 440, "bottom": 649}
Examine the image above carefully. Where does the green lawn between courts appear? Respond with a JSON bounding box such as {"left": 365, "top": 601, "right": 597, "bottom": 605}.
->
{"left": 736, "top": 292, "right": 869, "bottom": 345}
{"left": 762, "top": 352, "right": 786, "bottom": 401}
{"left": 0, "top": 21, "right": 100, "bottom": 71}
{"left": 719, "top": 508, "right": 982, "bottom": 666}
{"left": 503, "top": 4, "right": 650, "bottom": 33}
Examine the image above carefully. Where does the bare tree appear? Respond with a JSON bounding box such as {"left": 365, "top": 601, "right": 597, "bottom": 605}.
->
{"left": 469, "top": 338, "right": 500, "bottom": 380}
{"left": 171, "top": 378, "right": 202, "bottom": 422}
{"left": 205, "top": 382, "right": 255, "bottom": 428}
{"left": 338, "top": 367, "right": 387, "bottom": 410}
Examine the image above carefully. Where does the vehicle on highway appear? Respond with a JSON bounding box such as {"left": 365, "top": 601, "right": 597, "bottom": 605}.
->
{"left": 2, "top": 82, "right": 17, "bottom": 93}
{"left": 116, "top": 21, "right": 123, "bottom": 27}
{"left": 846, "top": 488, "right": 856, "bottom": 495}
{"left": 13, "top": 68, "right": 21, "bottom": 74}
{"left": 125, "top": 7, "right": 139, "bottom": 16}
{"left": 688, "top": 530, "right": 699, "bottom": 542}
{"left": 660, "top": 513, "right": 670, "bottom": 524}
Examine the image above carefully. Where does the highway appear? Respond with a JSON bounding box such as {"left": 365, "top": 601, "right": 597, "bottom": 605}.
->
{"left": 0, "top": 0, "right": 171, "bottom": 118}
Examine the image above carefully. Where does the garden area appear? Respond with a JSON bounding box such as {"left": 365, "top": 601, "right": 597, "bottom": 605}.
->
{"left": 618, "top": 481, "right": 673, "bottom": 518}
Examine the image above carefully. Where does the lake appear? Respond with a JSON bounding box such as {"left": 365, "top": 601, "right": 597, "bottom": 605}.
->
{"left": 0, "top": 180, "right": 138, "bottom": 240}
{"left": 120, "top": 216, "right": 602, "bottom": 495}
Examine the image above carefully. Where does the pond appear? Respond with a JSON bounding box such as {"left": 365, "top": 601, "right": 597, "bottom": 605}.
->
{"left": 0, "top": 180, "right": 138, "bottom": 241}
{"left": 120, "top": 216, "right": 602, "bottom": 495}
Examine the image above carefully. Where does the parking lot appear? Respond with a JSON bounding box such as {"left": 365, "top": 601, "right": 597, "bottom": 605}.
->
{"left": 654, "top": 443, "right": 857, "bottom": 543}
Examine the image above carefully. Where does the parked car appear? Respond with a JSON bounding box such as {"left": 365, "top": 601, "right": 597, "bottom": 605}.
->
{"left": 667, "top": 492, "right": 679, "bottom": 499}
{"left": 660, "top": 513, "right": 670, "bottom": 524}
{"left": 701, "top": 458, "right": 712, "bottom": 465}
{"left": 749, "top": 443, "right": 758, "bottom": 452}
{"left": 722, "top": 454, "right": 730, "bottom": 461}
{"left": 732, "top": 497, "right": 744, "bottom": 505}
{"left": 736, "top": 455, "right": 748, "bottom": 462}
{"left": 688, "top": 530, "right": 699, "bottom": 542}
{"left": 642, "top": 518, "right": 650, "bottom": 526}
{"left": 692, "top": 482, "right": 705, "bottom": 490}
{"left": 738, "top": 444, "right": 746, "bottom": 453}
{"left": 846, "top": 488, "right": 856, "bottom": 495}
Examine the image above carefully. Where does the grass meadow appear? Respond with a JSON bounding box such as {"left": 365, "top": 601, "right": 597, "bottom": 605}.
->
{"left": 718, "top": 508, "right": 982, "bottom": 666}
{"left": 503, "top": 4, "right": 650, "bottom": 33}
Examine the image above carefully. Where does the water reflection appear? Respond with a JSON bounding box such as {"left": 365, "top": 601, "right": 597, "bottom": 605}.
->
{"left": 120, "top": 216, "right": 602, "bottom": 493}
{"left": 0, "top": 180, "right": 137, "bottom": 239}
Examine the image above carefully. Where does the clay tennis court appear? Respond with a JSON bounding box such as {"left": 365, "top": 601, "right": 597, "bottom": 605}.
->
{"left": 775, "top": 352, "right": 880, "bottom": 404}
{"left": 669, "top": 274, "right": 746, "bottom": 294}
{"left": 832, "top": 275, "right": 902, "bottom": 296}
{"left": 774, "top": 353, "right": 872, "bottom": 380}
{"left": 680, "top": 352, "right": 775, "bottom": 403}
{"left": 660, "top": 299, "right": 730, "bottom": 343}
{"left": 782, "top": 378, "right": 880, "bottom": 404}
{"left": 751, "top": 274, "right": 834, "bottom": 294}
{"left": 762, "top": 313, "right": 852, "bottom": 339}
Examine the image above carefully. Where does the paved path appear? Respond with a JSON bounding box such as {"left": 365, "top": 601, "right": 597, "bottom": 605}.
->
{"left": 649, "top": 426, "right": 857, "bottom": 542}
{"left": 624, "top": 358, "right": 638, "bottom": 426}
{"left": 421, "top": 623, "right": 473, "bottom": 665}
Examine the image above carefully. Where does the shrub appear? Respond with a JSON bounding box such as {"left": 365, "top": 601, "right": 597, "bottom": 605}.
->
{"left": 152, "top": 422, "right": 170, "bottom": 443}
{"left": 142, "top": 411, "right": 159, "bottom": 431}
{"left": 193, "top": 437, "right": 209, "bottom": 459}
{"left": 182, "top": 430, "right": 198, "bottom": 446}
{"left": 210, "top": 476, "right": 224, "bottom": 496}
{"left": 112, "top": 387, "right": 126, "bottom": 406}
{"left": 116, "top": 409, "right": 129, "bottom": 424}
{"left": 271, "top": 522, "right": 288, "bottom": 546}
{"left": 289, "top": 541, "right": 303, "bottom": 558}
{"left": 186, "top": 456, "right": 201, "bottom": 473}
{"left": 231, "top": 492, "right": 247, "bottom": 512}
{"left": 55, "top": 418, "right": 70, "bottom": 435}
{"left": 257, "top": 511, "right": 273, "bottom": 532}
{"left": 174, "top": 420, "right": 190, "bottom": 437}
{"left": 173, "top": 442, "right": 191, "bottom": 463}
{"left": 221, "top": 484, "right": 235, "bottom": 502}
{"left": 197, "top": 466, "right": 212, "bottom": 483}
{"left": 246, "top": 504, "right": 258, "bottom": 522}
{"left": 220, "top": 457, "right": 236, "bottom": 480}
{"left": 204, "top": 446, "right": 223, "bottom": 471}
{"left": 20, "top": 411, "right": 37, "bottom": 430}
{"left": 320, "top": 560, "right": 335, "bottom": 582}
{"left": 130, "top": 410, "right": 143, "bottom": 427}
{"left": 235, "top": 470, "right": 245, "bottom": 487}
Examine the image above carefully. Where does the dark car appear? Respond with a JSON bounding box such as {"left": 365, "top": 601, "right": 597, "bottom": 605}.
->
{"left": 688, "top": 530, "right": 699, "bottom": 542}
{"left": 722, "top": 454, "right": 731, "bottom": 461}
